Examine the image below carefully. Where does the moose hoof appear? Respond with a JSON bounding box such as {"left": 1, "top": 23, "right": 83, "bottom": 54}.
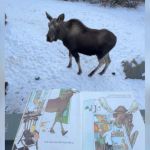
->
{"left": 99, "top": 72, "right": 103, "bottom": 75}
{"left": 88, "top": 73, "right": 94, "bottom": 77}
{"left": 62, "top": 130, "right": 68, "bottom": 136}
{"left": 99, "top": 71, "right": 105, "bottom": 75}
{"left": 77, "top": 70, "right": 82, "bottom": 75}
{"left": 67, "top": 64, "right": 72, "bottom": 68}
{"left": 50, "top": 128, "right": 55, "bottom": 133}
{"left": 88, "top": 73, "right": 93, "bottom": 77}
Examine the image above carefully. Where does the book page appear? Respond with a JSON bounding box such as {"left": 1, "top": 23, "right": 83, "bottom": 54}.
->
{"left": 12, "top": 89, "right": 81, "bottom": 150}
{"left": 80, "top": 92, "right": 145, "bottom": 150}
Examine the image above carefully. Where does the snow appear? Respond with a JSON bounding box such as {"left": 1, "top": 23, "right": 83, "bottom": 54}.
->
{"left": 5, "top": 0, "right": 145, "bottom": 113}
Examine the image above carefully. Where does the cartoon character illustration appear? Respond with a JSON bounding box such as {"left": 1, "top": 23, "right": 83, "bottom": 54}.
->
{"left": 99, "top": 99, "right": 139, "bottom": 149}
{"left": 112, "top": 106, "right": 139, "bottom": 148}
{"left": 121, "top": 139, "right": 128, "bottom": 150}
{"left": 12, "top": 91, "right": 50, "bottom": 150}
{"left": 94, "top": 124, "right": 106, "bottom": 150}
{"left": 33, "top": 98, "right": 44, "bottom": 112}
{"left": 103, "top": 128, "right": 113, "bottom": 150}
{"left": 94, "top": 115, "right": 113, "bottom": 150}
{"left": 45, "top": 89, "right": 78, "bottom": 136}
{"left": 14, "top": 111, "right": 41, "bottom": 150}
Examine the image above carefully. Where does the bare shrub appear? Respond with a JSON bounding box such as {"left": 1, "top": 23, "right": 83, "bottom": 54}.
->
{"left": 63, "top": 0, "right": 144, "bottom": 8}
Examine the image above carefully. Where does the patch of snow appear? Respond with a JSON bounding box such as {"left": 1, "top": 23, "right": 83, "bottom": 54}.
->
{"left": 142, "top": 72, "right": 145, "bottom": 77}
{"left": 131, "top": 63, "right": 136, "bottom": 68}
{"left": 135, "top": 55, "right": 145, "bottom": 64}
{"left": 5, "top": 0, "right": 145, "bottom": 113}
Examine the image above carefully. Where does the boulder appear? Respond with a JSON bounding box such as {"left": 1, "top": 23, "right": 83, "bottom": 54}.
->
{"left": 122, "top": 59, "right": 145, "bottom": 80}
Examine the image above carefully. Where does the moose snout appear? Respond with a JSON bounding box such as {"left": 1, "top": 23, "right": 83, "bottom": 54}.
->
{"left": 46, "top": 34, "right": 55, "bottom": 42}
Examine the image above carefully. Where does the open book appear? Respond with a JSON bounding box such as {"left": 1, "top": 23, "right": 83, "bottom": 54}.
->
{"left": 12, "top": 89, "right": 145, "bottom": 150}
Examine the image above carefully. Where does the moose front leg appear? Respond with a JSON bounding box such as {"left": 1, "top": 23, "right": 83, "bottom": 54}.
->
{"left": 50, "top": 120, "right": 56, "bottom": 133}
{"left": 59, "top": 113, "right": 68, "bottom": 136}
{"left": 67, "top": 51, "right": 72, "bottom": 68}
{"left": 72, "top": 52, "right": 82, "bottom": 75}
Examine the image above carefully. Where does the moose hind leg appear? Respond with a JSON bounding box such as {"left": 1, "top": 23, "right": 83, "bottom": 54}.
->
{"left": 88, "top": 57, "right": 105, "bottom": 77}
{"left": 67, "top": 51, "right": 72, "bottom": 68}
{"left": 99, "top": 54, "right": 111, "bottom": 75}
{"left": 60, "top": 113, "right": 68, "bottom": 136}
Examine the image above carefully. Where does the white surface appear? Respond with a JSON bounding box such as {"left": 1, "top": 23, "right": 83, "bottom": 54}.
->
{"left": 5, "top": 0, "right": 145, "bottom": 113}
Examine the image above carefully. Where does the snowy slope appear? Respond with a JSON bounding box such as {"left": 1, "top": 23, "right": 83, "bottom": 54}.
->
{"left": 5, "top": 0, "right": 145, "bottom": 113}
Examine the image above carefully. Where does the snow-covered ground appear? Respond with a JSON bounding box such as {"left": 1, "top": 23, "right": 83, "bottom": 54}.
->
{"left": 5, "top": 0, "right": 145, "bottom": 113}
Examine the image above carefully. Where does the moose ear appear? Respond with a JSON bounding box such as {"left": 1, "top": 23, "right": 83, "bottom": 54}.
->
{"left": 57, "top": 14, "right": 65, "bottom": 22}
{"left": 45, "top": 12, "right": 52, "bottom": 21}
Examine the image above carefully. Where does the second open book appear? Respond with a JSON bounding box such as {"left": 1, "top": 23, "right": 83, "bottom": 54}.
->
{"left": 12, "top": 89, "right": 145, "bottom": 150}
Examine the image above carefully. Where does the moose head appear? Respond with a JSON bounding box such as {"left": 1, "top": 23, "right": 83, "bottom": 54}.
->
{"left": 113, "top": 106, "right": 134, "bottom": 128}
{"left": 99, "top": 98, "right": 139, "bottom": 146}
{"left": 99, "top": 98, "right": 139, "bottom": 147}
{"left": 99, "top": 99, "right": 139, "bottom": 127}
{"left": 60, "top": 89, "right": 79, "bottom": 101}
{"left": 46, "top": 12, "right": 65, "bottom": 42}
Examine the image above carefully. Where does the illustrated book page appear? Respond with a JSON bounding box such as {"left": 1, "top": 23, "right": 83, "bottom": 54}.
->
{"left": 80, "top": 92, "right": 145, "bottom": 150}
{"left": 12, "top": 89, "right": 81, "bottom": 150}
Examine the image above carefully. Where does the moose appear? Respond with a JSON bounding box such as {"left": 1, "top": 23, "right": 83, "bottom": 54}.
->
{"left": 46, "top": 12, "right": 117, "bottom": 77}
{"left": 45, "top": 89, "right": 77, "bottom": 136}
{"left": 99, "top": 99, "right": 139, "bottom": 148}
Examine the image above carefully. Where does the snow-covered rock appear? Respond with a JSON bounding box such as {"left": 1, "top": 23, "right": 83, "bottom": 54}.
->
{"left": 122, "top": 59, "right": 145, "bottom": 80}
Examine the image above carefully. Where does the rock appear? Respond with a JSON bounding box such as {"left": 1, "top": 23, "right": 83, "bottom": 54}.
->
{"left": 112, "top": 72, "right": 116, "bottom": 76}
{"left": 122, "top": 59, "right": 145, "bottom": 80}
{"left": 35, "top": 76, "right": 40, "bottom": 80}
